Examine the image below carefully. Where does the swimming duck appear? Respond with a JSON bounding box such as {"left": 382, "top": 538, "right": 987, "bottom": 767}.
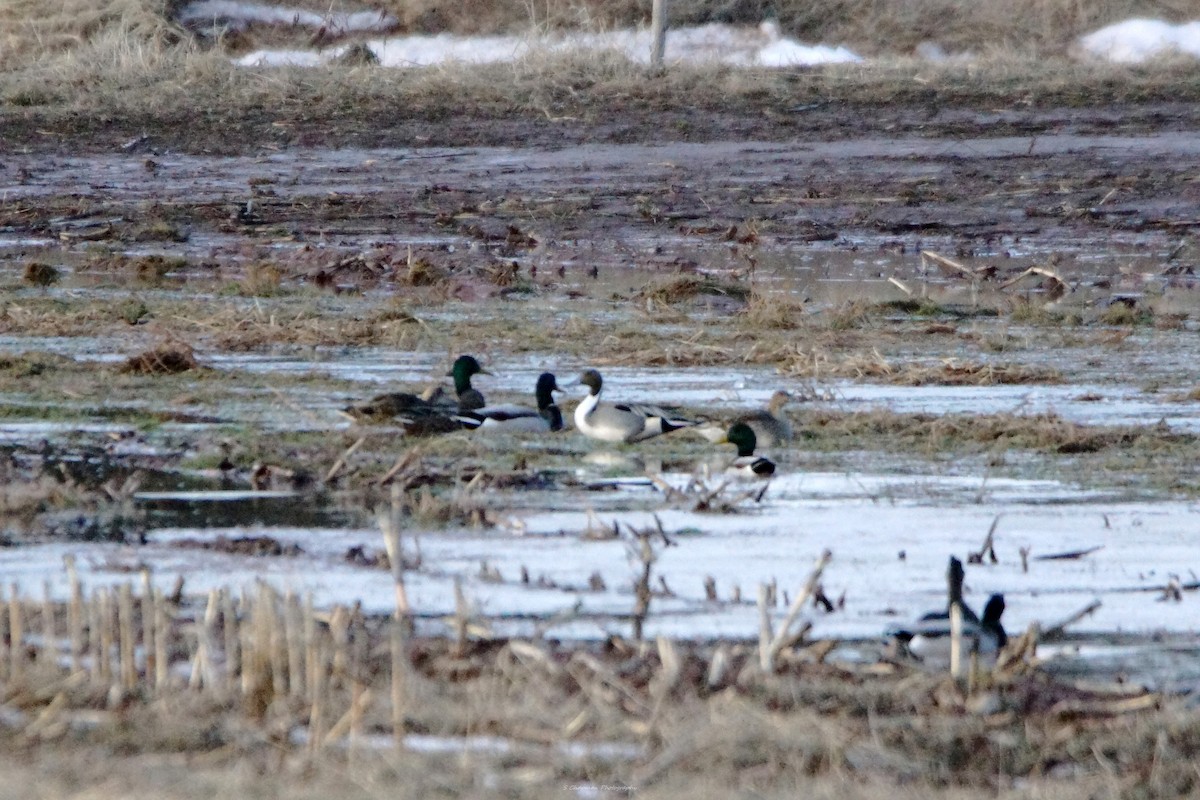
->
{"left": 901, "top": 593, "right": 1008, "bottom": 661}
{"left": 456, "top": 372, "right": 565, "bottom": 432}
{"left": 733, "top": 390, "right": 793, "bottom": 447}
{"left": 448, "top": 355, "right": 491, "bottom": 412}
{"left": 890, "top": 556, "right": 1007, "bottom": 660}
{"left": 342, "top": 384, "right": 453, "bottom": 423}
{"left": 720, "top": 423, "right": 776, "bottom": 478}
{"left": 573, "top": 369, "right": 695, "bottom": 443}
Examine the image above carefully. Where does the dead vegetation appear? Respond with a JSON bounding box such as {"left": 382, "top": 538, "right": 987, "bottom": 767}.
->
{"left": 778, "top": 349, "right": 1062, "bottom": 385}
{"left": 798, "top": 408, "right": 1193, "bottom": 457}
{"left": 5, "top": 7, "right": 1200, "bottom": 794}
{"left": 21, "top": 262, "right": 59, "bottom": 287}
{"left": 636, "top": 274, "right": 750, "bottom": 310}
{"left": 6, "top": 0, "right": 1200, "bottom": 157}
{"left": 122, "top": 342, "right": 199, "bottom": 374}
{"left": 12, "top": 0, "right": 1189, "bottom": 69}
{"left": 649, "top": 472, "right": 771, "bottom": 513}
{"left": 738, "top": 290, "right": 806, "bottom": 330}
{"left": 80, "top": 251, "right": 189, "bottom": 284}
{"left": 0, "top": 574, "right": 1192, "bottom": 799}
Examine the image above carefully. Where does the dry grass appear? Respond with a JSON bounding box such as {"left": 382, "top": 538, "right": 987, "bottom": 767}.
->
{"left": 636, "top": 274, "right": 751, "bottom": 309}
{"left": 777, "top": 348, "right": 1062, "bottom": 386}
{"left": 738, "top": 291, "right": 806, "bottom": 330}
{"left": 0, "top": 572, "right": 1194, "bottom": 800}
{"left": 122, "top": 342, "right": 199, "bottom": 373}
{"left": 798, "top": 408, "right": 1193, "bottom": 456}
{"left": 6, "top": 0, "right": 1200, "bottom": 137}
{"left": 180, "top": 0, "right": 1200, "bottom": 57}
{"left": 0, "top": 0, "right": 185, "bottom": 71}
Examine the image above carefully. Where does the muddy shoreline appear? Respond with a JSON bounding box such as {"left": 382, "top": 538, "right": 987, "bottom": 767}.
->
{"left": 4, "top": 99, "right": 1200, "bottom": 155}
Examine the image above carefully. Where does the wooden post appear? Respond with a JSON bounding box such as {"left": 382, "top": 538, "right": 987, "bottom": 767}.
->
{"left": 304, "top": 593, "right": 318, "bottom": 704}
{"left": 650, "top": 0, "right": 667, "bottom": 68}
{"left": 285, "top": 591, "right": 305, "bottom": 698}
{"left": 381, "top": 483, "right": 410, "bottom": 621}
{"left": 241, "top": 590, "right": 255, "bottom": 698}
{"left": 308, "top": 638, "right": 327, "bottom": 753}
{"left": 117, "top": 583, "right": 137, "bottom": 690}
{"left": 67, "top": 557, "right": 84, "bottom": 674}
{"left": 262, "top": 584, "right": 287, "bottom": 699}
{"left": 391, "top": 619, "right": 407, "bottom": 751}
{"left": 8, "top": 584, "right": 23, "bottom": 682}
{"left": 949, "top": 602, "right": 963, "bottom": 680}
{"left": 42, "top": 582, "right": 57, "bottom": 666}
{"left": 154, "top": 590, "right": 170, "bottom": 690}
{"left": 98, "top": 589, "right": 115, "bottom": 687}
{"left": 144, "top": 591, "right": 157, "bottom": 691}
{"left": 141, "top": 570, "right": 155, "bottom": 688}
{"left": 222, "top": 589, "right": 239, "bottom": 689}
{"left": 0, "top": 586, "right": 9, "bottom": 683}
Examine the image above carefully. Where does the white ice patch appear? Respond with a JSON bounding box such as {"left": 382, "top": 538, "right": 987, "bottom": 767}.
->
{"left": 1079, "top": 18, "right": 1200, "bottom": 63}
{"left": 236, "top": 48, "right": 328, "bottom": 67}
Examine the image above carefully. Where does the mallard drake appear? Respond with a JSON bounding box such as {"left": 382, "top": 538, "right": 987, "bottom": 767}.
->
{"left": 456, "top": 372, "right": 565, "bottom": 432}
{"left": 447, "top": 355, "right": 491, "bottom": 411}
{"left": 733, "top": 390, "right": 793, "bottom": 447}
{"left": 720, "top": 422, "right": 776, "bottom": 478}
{"left": 573, "top": 369, "right": 695, "bottom": 443}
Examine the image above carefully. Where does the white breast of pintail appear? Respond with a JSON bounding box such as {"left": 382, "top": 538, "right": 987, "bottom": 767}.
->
{"left": 573, "top": 369, "right": 695, "bottom": 444}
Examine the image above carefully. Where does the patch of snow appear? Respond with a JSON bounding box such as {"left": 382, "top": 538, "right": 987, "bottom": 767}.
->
{"left": 183, "top": 4, "right": 1200, "bottom": 67}
{"left": 372, "top": 33, "right": 527, "bottom": 67}
{"left": 368, "top": 22, "right": 863, "bottom": 69}
{"left": 1079, "top": 18, "right": 1200, "bottom": 63}
{"left": 198, "top": 2, "right": 863, "bottom": 70}
{"left": 235, "top": 48, "right": 328, "bottom": 67}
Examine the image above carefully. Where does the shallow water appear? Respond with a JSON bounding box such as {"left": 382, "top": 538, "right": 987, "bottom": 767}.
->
{"left": 4, "top": 467, "right": 1196, "bottom": 686}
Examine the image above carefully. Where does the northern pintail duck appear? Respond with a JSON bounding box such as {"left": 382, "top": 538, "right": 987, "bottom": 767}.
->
{"left": 720, "top": 423, "right": 776, "bottom": 478}
{"left": 448, "top": 355, "right": 490, "bottom": 412}
{"left": 573, "top": 369, "right": 695, "bottom": 443}
{"left": 890, "top": 557, "right": 1007, "bottom": 660}
{"left": 901, "top": 594, "right": 1008, "bottom": 661}
{"left": 733, "top": 390, "right": 793, "bottom": 447}
{"left": 457, "top": 372, "right": 565, "bottom": 432}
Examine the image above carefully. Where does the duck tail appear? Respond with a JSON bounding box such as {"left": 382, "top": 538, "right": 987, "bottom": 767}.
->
{"left": 451, "top": 412, "right": 484, "bottom": 430}
{"left": 660, "top": 416, "right": 697, "bottom": 433}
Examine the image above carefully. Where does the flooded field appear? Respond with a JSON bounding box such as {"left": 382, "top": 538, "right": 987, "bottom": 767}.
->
{"left": 11, "top": 0, "right": 1200, "bottom": 779}
{"left": 3, "top": 127, "right": 1200, "bottom": 672}
{"left": 4, "top": 123, "right": 1200, "bottom": 800}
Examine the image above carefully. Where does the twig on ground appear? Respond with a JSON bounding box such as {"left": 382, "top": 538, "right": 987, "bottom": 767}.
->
{"left": 1042, "top": 600, "right": 1103, "bottom": 640}
{"left": 323, "top": 436, "right": 366, "bottom": 485}
{"left": 759, "top": 549, "right": 833, "bottom": 672}
{"left": 968, "top": 515, "right": 1000, "bottom": 564}
{"left": 1036, "top": 545, "right": 1104, "bottom": 561}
